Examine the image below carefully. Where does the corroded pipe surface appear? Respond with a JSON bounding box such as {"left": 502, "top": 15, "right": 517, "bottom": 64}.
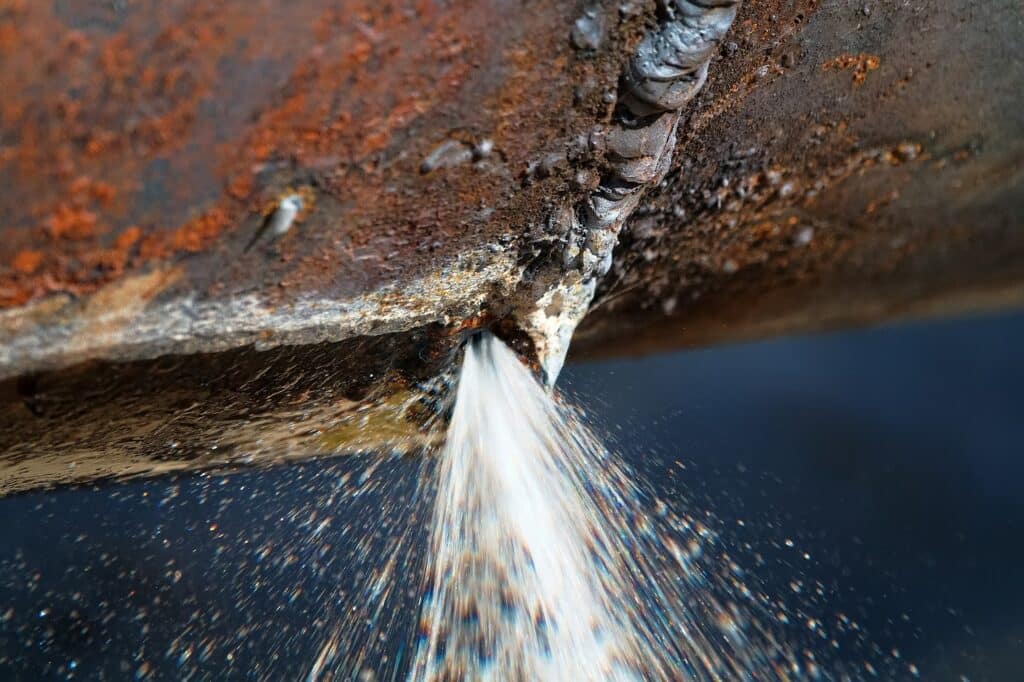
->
{"left": 574, "top": 0, "right": 1024, "bottom": 357}
{"left": 1, "top": 0, "right": 1021, "bottom": 493}
{"left": 1, "top": 0, "right": 613, "bottom": 376}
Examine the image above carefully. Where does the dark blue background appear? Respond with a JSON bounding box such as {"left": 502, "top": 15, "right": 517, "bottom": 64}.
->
{"left": 564, "top": 310, "right": 1024, "bottom": 681}
{"left": 1, "top": 310, "right": 1022, "bottom": 680}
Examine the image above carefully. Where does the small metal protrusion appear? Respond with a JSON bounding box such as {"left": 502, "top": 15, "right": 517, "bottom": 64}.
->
{"left": 245, "top": 194, "right": 304, "bottom": 252}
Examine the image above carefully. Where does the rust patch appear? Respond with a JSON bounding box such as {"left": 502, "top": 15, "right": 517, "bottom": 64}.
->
{"left": 10, "top": 251, "right": 43, "bottom": 275}
{"left": 0, "top": 0, "right": 590, "bottom": 320}
{"left": 823, "top": 53, "right": 881, "bottom": 86}
{"left": 575, "top": 0, "right": 1024, "bottom": 359}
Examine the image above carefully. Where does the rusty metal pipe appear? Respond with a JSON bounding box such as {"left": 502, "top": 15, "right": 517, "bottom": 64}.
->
{"left": 0, "top": 0, "right": 1021, "bottom": 494}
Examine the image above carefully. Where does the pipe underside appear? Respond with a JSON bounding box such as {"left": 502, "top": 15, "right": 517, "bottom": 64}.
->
{"left": 0, "top": 0, "right": 1021, "bottom": 493}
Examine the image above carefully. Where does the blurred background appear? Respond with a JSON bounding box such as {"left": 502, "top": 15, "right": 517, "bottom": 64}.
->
{"left": 567, "top": 309, "right": 1024, "bottom": 681}
{"left": 1, "top": 309, "right": 1022, "bottom": 680}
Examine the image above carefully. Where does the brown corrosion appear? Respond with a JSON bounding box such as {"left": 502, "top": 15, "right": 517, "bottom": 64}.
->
{"left": 574, "top": 0, "right": 1024, "bottom": 358}
{"left": 822, "top": 53, "right": 881, "bottom": 86}
{"left": 0, "top": 0, "right": 1022, "bottom": 494}
{"left": 0, "top": 0, "right": 604, "bottom": 312}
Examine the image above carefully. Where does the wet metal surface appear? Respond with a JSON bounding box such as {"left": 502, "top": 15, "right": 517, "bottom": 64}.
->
{"left": 0, "top": 327, "right": 456, "bottom": 495}
{"left": 1, "top": 310, "right": 1022, "bottom": 679}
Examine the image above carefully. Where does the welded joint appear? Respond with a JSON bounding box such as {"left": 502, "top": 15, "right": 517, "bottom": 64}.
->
{"left": 527, "top": 0, "right": 742, "bottom": 383}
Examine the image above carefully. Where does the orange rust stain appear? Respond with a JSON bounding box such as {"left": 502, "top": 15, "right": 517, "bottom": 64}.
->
{"left": 0, "top": 1, "right": 272, "bottom": 307}
{"left": 11, "top": 251, "right": 43, "bottom": 275}
{"left": 42, "top": 175, "right": 122, "bottom": 241}
{"left": 46, "top": 205, "right": 99, "bottom": 241}
{"left": 115, "top": 226, "right": 142, "bottom": 251}
{"left": 227, "top": 175, "right": 254, "bottom": 201}
{"left": 91, "top": 183, "right": 116, "bottom": 207}
{"left": 169, "top": 208, "right": 230, "bottom": 252}
{"left": 1, "top": 0, "right": 548, "bottom": 311}
{"left": 69, "top": 176, "right": 118, "bottom": 207}
{"left": 823, "top": 53, "right": 881, "bottom": 86}
{"left": 228, "top": 1, "right": 473, "bottom": 177}
{"left": 136, "top": 207, "right": 231, "bottom": 260}
{"left": 0, "top": 22, "right": 17, "bottom": 55}
{"left": 0, "top": 1, "right": 251, "bottom": 306}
